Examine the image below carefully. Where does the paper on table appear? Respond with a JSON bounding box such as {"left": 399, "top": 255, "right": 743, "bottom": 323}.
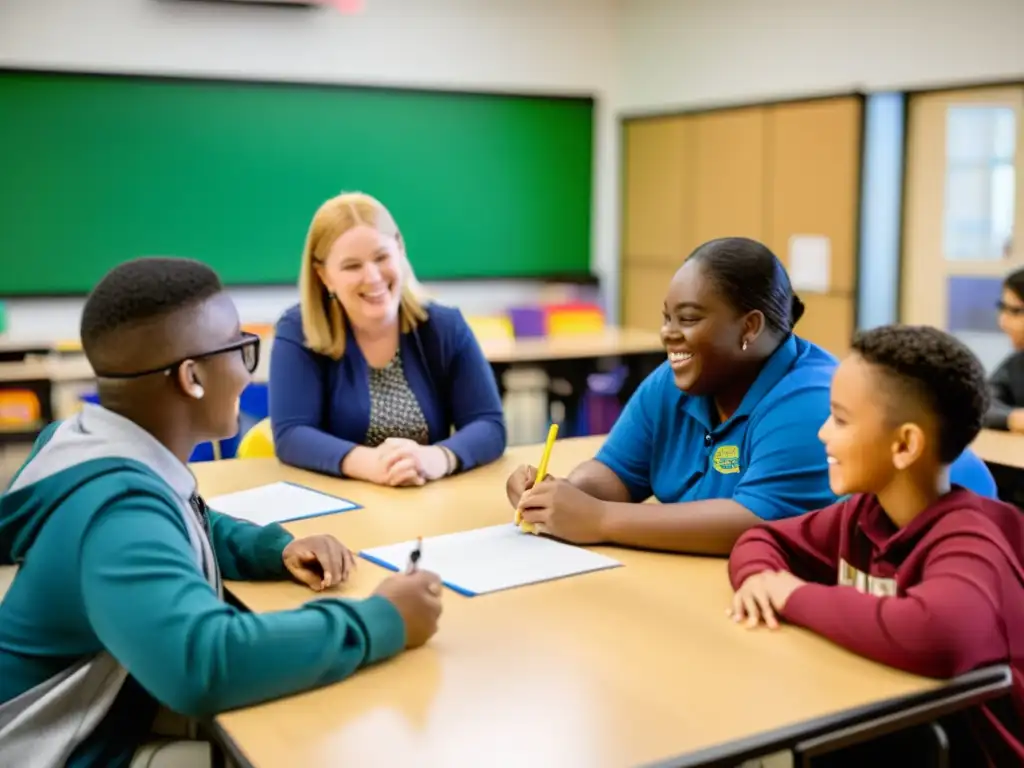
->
{"left": 207, "top": 481, "right": 360, "bottom": 527}
{"left": 359, "top": 524, "right": 622, "bottom": 596}
{"left": 788, "top": 234, "right": 831, "bottom": 294}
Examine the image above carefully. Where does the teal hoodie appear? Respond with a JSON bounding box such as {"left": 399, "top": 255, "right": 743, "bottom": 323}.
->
{"left": 0, "top": 405, "right": 405, "bottom": 767}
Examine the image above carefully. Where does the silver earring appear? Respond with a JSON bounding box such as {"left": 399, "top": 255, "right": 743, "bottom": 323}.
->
{"left": 327, "top": 291, "right": 335, "bottom": 300}
{"left": 741, "top": 340, "right": 748, "bottom": 351}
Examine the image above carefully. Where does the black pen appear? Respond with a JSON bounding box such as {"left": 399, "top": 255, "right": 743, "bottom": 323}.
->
{"left": 407, "top": 536, "right": 422, "bottom": 573}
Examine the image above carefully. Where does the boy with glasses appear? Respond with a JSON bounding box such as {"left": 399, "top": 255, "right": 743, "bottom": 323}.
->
{"left": 0, "top": 257, "right": 442, "bottom": 768}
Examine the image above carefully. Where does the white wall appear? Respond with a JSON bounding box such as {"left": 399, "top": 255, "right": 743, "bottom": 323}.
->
{"left": 9, "top": 0, "right": 1022, "bottom": 343}
{"left": 619, "top": 0, "right": 1024, "bottom": 114}
{"left": 0, "top": 0, "right": 621, "bottom": 341}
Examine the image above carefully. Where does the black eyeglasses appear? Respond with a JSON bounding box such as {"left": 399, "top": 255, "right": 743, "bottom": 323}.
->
{"left": 996, "top": 301, "right": 1024, "bottom": 317}
{"left": 94, "top": 332, "right": 261, "bottom": 380}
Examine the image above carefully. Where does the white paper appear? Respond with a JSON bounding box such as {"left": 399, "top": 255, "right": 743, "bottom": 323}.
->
{"left": 788, "top": 235, "right": 831, "bottom": 293}
{"left": 359, "top": 524, "right": 622, "bottom": 596}
{"left": 207, "top": 481, "right": 359, "bottom": 526}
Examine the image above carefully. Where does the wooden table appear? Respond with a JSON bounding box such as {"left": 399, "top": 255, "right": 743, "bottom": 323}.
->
{"left": 0, "top": 355, "right": 93, "bottom": 384}
{"left": 0, "top": 328, "right": 664, "bottom": 384}
{"left": 972, "top": 428, "right": 1024, "bottom": 470}
{"left": 0, "top": 328, "right": 664, "bottom": 435}
{"left": 480, "top": 328, "right": 663, "bottom": 441}
{"left": 478, "top": 327, "right": 662, "bottom": 363}
{"left": 195, "top": 437, "right": 1009, "bottom": 768}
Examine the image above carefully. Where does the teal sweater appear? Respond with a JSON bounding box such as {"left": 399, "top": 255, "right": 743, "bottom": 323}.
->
{"left": 0, "top": 405, "right": 405, "bottom": 767}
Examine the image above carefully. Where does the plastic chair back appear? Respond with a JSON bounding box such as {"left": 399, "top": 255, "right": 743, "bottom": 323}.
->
{"left": 237, "top": 418, "right": 276, "bottom": 459}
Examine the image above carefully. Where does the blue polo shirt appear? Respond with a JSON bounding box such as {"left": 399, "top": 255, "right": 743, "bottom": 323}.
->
{"left": 595, "top": 334, "right": 838, "bottom": 521}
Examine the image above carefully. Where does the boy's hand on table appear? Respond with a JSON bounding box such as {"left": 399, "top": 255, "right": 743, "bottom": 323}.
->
{"left": 728, "top": 571, "right": 806, "bottom": 629}
{"left": 282, "top": 534, "right": 357, "bottom": 591}
{"left": 374, "top": 570, "right": 444, "bottom": 649}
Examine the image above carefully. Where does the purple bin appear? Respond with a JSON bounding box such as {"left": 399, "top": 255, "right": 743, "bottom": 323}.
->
{"left": 507, "top": 306, "right": 547, "bottom": 338}
{"left": 582, "top": 366, "right": 627, "bottom": 435}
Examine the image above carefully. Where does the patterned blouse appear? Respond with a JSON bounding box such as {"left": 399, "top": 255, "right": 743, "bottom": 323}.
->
{"left": 364, "top": 352, "right": 431, "bottom": 448}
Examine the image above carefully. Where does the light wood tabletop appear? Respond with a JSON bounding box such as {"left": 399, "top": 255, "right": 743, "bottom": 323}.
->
{"left": 0, "top": 356, "right": 94, "bottom": 383}
{"left": 478, "top": 327, "right": 663, "bottom": 363}
{"left": 194, "top": 436, "right": 942, "bottom": 768}
{"left": 971, "top": 428, "right": 1024, "bottom": 470}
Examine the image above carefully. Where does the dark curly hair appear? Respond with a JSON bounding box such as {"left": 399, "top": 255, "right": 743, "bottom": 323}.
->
{"left": 1005, "top": 266, "right": 1024, "bottom": 304}
{"left": 851, "top": 324, "right": 989, "bottom": 464}
{"left": 687, "top": 237, "right": 805, "bottom": 335}
{"left": 80, "top": 257, "right": 223, "bottom": 366}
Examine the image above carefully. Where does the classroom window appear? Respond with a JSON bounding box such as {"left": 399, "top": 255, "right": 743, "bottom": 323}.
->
{"left": 942, "top": 105, "right": 1016, "bottom": 261}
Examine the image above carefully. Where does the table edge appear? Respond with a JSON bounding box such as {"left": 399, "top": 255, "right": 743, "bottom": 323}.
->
{"left": 638, "top": 664, "right": 1012, "bottom": 768}
{"left": 205, "top": 719, "right": 256, "bottom": 768}
{"left": 204, "top": 665, "right": 1010, "bottom": 768}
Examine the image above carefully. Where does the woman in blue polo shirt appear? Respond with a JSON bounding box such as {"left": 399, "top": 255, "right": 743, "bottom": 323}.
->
{"left": 507, "top": 236, "right": 996, "bottom": 554}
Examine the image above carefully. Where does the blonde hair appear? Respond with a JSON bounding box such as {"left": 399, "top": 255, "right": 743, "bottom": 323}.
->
{"left": 299, "top": 191, "right": 429, "bottom": 359}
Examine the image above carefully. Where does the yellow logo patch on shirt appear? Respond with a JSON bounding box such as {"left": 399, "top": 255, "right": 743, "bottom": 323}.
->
{"left": 712, "top": 444, "right": 740, "bottom": 474}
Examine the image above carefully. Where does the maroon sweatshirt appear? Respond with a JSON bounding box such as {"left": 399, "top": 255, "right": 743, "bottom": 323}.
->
{"left": 729, "top": 488, "right": 1024, "bottom": 765}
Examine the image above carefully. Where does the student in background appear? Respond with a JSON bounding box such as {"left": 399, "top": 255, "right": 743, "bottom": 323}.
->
{"left": 985, "top": 266, "right": 1024, "bottom": 433}
{"left": 507, "top": 238, "right": 999, "bottom": 553}
{"left": 270, "top": 192, "right": 506, "bottom": 486}
{"left": 728, "top": 325, "right": 1023, "bottom": 766}
{"left": 0, "top": 258, "right": 443, "bottom": 768}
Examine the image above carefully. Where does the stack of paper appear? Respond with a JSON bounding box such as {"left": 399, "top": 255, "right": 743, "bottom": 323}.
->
{"left": 207, "top": 481, "right": 360, "bottom": 526}
{"left": 359, "top": 524, "right": 622, "bottom": 596}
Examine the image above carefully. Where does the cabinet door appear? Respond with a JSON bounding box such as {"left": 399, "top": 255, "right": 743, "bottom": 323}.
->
{"left": 622, "top": 263, "right": 676, "bottom": 332}
{"left": 693, "top": 106, "right": 767, "bottom": 246}
{"left": 622, "top": 116, "right": 696, "bottom": 266}
{"left": 766, "top": 96, "right": 863, "bottom": 357}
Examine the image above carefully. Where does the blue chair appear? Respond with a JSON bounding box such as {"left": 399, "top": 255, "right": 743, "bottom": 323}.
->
{"left": 950, "top": 448, "right": 998, "bottom": 498}
{"left": 832, "top": 447, "right": 997, "bottom": 506}
{"left": 79, "top": 390, "right": 241, "bottom": 462}
{"left": 239, "top": 382, "right": 269, "bottom": 422}
{"left": 189, "top": 441, "right": 216, "bottom": 462}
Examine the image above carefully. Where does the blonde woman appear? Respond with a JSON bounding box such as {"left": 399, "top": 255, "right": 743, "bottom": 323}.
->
{"left": 269, "top": 192, "right": 506, "bottom": 485}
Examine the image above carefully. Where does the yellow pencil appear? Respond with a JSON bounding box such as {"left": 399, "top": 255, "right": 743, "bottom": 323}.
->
{"left": 517, "top": 423, "right": 559, "bottom": 532}
{"left": 535, "top": 423, "right": 558, "bottom": 484}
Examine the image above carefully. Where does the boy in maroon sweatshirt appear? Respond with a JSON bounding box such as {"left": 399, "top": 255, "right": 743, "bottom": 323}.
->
{"left": 728, "top": 324, "right": 1024, "bottom": 766}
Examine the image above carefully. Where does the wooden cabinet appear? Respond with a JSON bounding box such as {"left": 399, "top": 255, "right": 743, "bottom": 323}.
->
{"left": 621, "top": 96, "right": 862, "bottom": 357}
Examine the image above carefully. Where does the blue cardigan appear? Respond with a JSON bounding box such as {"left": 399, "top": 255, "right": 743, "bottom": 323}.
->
{"left": 269, "top": 303, "right": 507, "bottom": 477}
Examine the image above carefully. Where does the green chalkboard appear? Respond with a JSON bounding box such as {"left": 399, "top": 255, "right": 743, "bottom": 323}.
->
{"left": 0, "top": 70, "right": 594, "bottom": 295}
